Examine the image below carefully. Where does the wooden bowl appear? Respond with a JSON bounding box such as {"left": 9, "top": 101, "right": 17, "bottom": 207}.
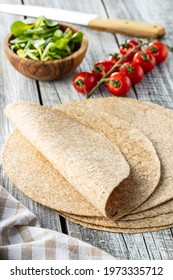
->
{"left": 4, "top": 23, "right": 88, "bottom": 81}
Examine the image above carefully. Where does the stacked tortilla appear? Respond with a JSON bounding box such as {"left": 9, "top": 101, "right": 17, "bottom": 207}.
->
{"left": 3, "top": 97, "right": 173, "bottom": 233}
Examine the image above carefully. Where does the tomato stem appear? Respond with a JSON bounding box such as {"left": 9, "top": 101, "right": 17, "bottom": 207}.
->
{"left": 86, "top": 40, "right": 148, "bottom": 99}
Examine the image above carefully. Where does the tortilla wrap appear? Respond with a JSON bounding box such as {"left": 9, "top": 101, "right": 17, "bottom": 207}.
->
{"left": 3, "top": 98, "right": 173, "bottom": 233}
{"left": 2, "top": 130, "right": 100, "bottom": 216}
{"left": 4, "top": 102, "right": 130, "bottom": 219}
{"left": 3, "top": 101, "right": 161, "bottom": 219}
{"left": 59, "top": 212, "right": 173, "bottom": 234}
{"left": 56, "top": 97, "right": 173, "bottom": 219}
{"left": 52, "top": 105, "right": 161, "bottom": 218}
{"left": 60, "top": 210, "right": 173, "bottom": 229}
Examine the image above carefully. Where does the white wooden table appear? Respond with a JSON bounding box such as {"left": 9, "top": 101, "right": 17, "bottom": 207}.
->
{"left": 1, "top": 0, "right": 173, "bottom": 259}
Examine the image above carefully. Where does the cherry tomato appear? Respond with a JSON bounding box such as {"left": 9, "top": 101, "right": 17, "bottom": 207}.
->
{"left": 73, "top": 72, "right": 97, "bottom": 94}
{"left": 92, "top": 60, "right": 115, "bottom": 81}
{"left": 108, "top": 53, "right": 121, "bottom": 69}
{"left": 133, "top": 51, "right": 156, "bottom": 73}
{"left": 119, "top": 39, "right": 142, "bottom": 61}
{"left": 106, "top": 72, "right": 131, "bottom": 96}
{"left": 108, "top": 53, "right": 129, "bottom": 69}
{"left": 119, "top": 62, "right": 144, "bottom": 85}
{"left": 145, "top": 41, "right": 168, "bottom": 64}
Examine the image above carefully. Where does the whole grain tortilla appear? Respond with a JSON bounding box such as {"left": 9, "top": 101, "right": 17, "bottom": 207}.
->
{"left": 56, "top": 97, "right": 173, "bottom": 219}
{"left": 3, "top": 98, "right": 173, "bottom": 233}
{"left": 4, "top": 102, "right": 130, "bottom": 220}
{"left": 52, "top": 106, "right": 161, "bottom": 218}
{"left": 2, "top": 130, "right": 101, "bottom": 216}
{"left": 60, "top": 210, "right": 173, "bottom": 229}
{"left": 3, "top": 101, "right": 161, "bottom": 220}
{"left": 59, "top": 212, "right": 173, "bottom": 234}
{"left": 3, "top": 127, "right": 172, "bottom": 233}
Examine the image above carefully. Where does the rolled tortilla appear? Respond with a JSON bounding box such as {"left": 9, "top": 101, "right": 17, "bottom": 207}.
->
{"left": 2, "top": 130, "right": 101, "bottom": 217}
{"left": 54, "top": 105, "right": 161, "bottom": 218}
{"left": 3, "top": 100, "right": 161, "bottom": 220}
{"left": 4, "top": 102, "right": 130, "bottom": 219}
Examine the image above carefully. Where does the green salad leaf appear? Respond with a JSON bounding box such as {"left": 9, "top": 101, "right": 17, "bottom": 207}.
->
{"left": 70, "top": 32, "right": 83, "bottom": 43}
{"left": 9, "top": 16, "right": 83, "bottom": 61}
{"left": 11, "top": 21, "right": 33, "bottom": 36}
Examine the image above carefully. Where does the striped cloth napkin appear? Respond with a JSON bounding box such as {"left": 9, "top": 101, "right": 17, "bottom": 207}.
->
{"left": 0, "top": 185, "right": 114, "bottom": 260}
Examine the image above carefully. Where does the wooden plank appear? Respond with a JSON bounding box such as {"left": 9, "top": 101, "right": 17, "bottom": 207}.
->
{"left": 0, "top": 0, "right": 62, "bottom": 232}
{"left": 141, "top": 230, "right": 173, "bottom": 259}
